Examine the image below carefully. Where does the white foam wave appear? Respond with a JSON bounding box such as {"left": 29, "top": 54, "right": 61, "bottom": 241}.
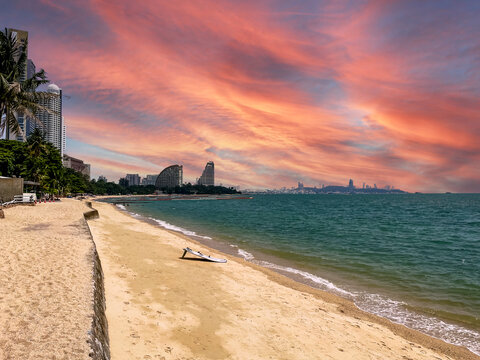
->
{"left": 237, "top": 248, "right": 255, "bottom": 260}
{"left": 257, "top": 261, "right": 352, "bottom": 297}
{"left": 250, "top": 259, "right": 480, "bottom": 355}
{"left": 114, "top": 201, "right": 480, "bottom": 355}
{"left": 354, "top": 293, "right": 480, "bottom": 355}
{"left": 148, "top": 217, "right": 212, "bottom": 240}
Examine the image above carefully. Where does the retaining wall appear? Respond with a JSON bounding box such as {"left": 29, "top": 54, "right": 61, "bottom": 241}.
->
{"left": 0, "top": 177, "right": 23, "bottom": 202}
{"left": 83, "top": 201, "right": 110, "bottom": 360}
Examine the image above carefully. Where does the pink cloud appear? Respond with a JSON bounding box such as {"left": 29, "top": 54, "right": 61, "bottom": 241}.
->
{"left": 17, "top": 0, "right": 480, "bottom": 192}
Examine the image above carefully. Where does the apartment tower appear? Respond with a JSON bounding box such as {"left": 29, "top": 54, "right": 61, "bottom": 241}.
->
{"left": 197, "top": 161, "right": 214, "bottom": 186}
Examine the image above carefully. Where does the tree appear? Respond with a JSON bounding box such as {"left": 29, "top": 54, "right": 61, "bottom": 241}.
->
{"left": 0, "top": 28, "right": 53, "bottom": 138}
{"left": 0, "top": 139, "right": 25, "bottom": 176}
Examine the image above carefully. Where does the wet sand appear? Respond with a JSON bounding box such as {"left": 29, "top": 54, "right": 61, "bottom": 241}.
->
{"left": 89, "top": 200, "right": 478, "bottom": 360}
{"left": 0, "top": 200, "right": 94, "bottom": 359}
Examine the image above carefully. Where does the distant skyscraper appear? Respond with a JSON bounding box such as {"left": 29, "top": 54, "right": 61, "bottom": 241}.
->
{"left": 125, "top": 174, "right": 141, "bottom": 186}
{"left": 197, "top": 161, "right": 214, "bottom": 186}
{"left": 34, "top": 84, "right": 64, "bottom": 155}
{"left": 155, "top": 165, "right": 183, "bottom": 189}
{"left": 348, "top": 179, "right": 354, "bottom": 189}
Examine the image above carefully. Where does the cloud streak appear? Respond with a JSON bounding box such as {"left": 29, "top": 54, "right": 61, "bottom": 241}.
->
{"left": 1, "top": 0, "right": 479, "bottom": 191}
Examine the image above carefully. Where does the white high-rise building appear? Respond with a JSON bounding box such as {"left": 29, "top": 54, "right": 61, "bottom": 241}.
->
{"left": 35, "top": 84, "right": 64, "bottom": 154}
{"left": 62, "top": 117, "right": 66, "bottom": 156}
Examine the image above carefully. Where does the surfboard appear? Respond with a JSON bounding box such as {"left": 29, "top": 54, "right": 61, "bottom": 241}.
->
{"left": 181, "top": 247, "right": 227, "bottom": 263}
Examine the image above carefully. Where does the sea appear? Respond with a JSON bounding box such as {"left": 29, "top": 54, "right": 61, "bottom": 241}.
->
{"left": 104, "top": 194, "right": 480, "bottom": 355}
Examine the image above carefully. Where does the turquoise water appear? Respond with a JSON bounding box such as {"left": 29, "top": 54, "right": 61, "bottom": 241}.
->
{"left": 110, "top": 194, "right": 480, "bottom": 354}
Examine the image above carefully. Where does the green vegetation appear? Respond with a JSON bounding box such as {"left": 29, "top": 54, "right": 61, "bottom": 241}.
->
{"left": 0, "top": 28, "right": 53, "bottom": 138}
{"left": 0, "top": 133, "right": 239, "bottom": 197}
{"left": 1, "top": 130, "right": 85, "bottom": 195}
{"left": 160, "top": 183, "right": 240, "bottom": 195}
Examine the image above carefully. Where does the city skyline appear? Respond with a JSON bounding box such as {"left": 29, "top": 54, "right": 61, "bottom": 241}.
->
{"left": 1, "top": 1, "right": 479, "bottom": 192}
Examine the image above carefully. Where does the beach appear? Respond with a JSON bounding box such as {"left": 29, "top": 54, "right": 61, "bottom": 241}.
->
{"left": 0, "top": 199, "right": 95, "bottom": 359}
{"left": 88, "top": 200, "right": 478, "bottom": 360}
{"left": 0, "top": 198, "right": 477, "bottom": 359}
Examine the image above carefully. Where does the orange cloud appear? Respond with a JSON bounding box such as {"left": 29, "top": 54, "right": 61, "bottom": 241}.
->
{"left": 16, "top": 0, "right": 480, "bottom": 192}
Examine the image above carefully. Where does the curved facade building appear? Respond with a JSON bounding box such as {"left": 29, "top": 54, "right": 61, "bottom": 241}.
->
{"left": 155, "top": 165, "right": 183, "bottom": 189}
{"left": 197, "top": 161, "right": 214, "bottom": 186}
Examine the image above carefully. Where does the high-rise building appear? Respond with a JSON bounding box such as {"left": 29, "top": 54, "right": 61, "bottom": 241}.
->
{"left": 197, "top": 161, "right": 214, "bottom": 186}
{"left": 6, "top": 29, "right": 35, "bottom": 141}
{"left": 348, "top": 179, "right": 354, "bottom": 189}
{"left": 141, "top": 174, "right": 158, "bottom": 186}
{"left": 155, "top": 165, "right": 183, "bottom": 189}
{"left": 34, "top": 84, "right": 64, "bottom": 155}
{"left": 27, "top": 59, "right": 36, "bottom": 79}
{"left": 62, "top": 118, "right": 66, "bottom": 154}
{"left": 7, "top": 28, "right": 28, "bottom": 81}
{"left": 125, "top": 174, "right": 141, "bottom": 186}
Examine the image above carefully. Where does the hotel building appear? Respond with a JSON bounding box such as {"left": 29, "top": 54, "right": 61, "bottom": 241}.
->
{"left": 197, "top": 161, "right": 214, "bottom": 186}
{"left": 155, "top": 165, "right": 183, "bottom": 189}
{"left": 35, "top": 84, "right": 65, "bottom": 155}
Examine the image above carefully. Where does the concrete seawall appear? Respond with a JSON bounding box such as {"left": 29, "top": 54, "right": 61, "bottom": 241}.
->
{"left": 84, "top": 201, "right": 110, "bottom": 360}
{"left": 0, "top": 177, "right": 23, "bottom": 203}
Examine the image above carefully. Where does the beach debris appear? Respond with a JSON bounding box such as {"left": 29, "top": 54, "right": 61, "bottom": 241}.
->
{"left": 181, "top": 247, "right": 227, "bottom": 263}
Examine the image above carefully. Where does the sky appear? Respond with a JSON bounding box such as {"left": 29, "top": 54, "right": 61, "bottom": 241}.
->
{"left": 1, "top": 0, "right": 479, "bottom": 192}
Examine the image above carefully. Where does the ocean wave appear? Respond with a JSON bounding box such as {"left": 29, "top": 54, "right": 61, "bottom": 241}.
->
{"left": 241, "top": 256, "right": 480, "bottom": 355}
{"left": 257, "top": 261, "right": 353, "bottom": 297}
{"left": 148, "top": 217, "right": 212, "bottom": 240}
{"left": 237, "top": 248, "right": 255, "bottom": 260}
{"left": 353, "top": 292, "right": 480, "bottom": 355}
{"left": 112, "top": 201, "right": 479, "bottom": 355}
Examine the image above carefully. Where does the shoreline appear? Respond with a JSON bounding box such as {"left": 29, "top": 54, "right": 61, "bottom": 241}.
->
{"left": 111, "top": 199, "right": 480, "bottom": 356}
{"left": 90, "top": 199, "right": 478, "bottom": 359}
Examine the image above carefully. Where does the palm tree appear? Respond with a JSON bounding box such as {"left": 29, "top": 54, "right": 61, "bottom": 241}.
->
{"left": 26, "top": 127, "right": 48, "bottom": 157}
{"left": 0, "top": 28, "right": 53, "bottom": 139}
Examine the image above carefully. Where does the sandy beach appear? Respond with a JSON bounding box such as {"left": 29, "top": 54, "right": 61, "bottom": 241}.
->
{"left": 0, "top": 199, "right": 95, "bottom": 359}
{"left": 88, "top": 200, "right": 478, "bottom": 360}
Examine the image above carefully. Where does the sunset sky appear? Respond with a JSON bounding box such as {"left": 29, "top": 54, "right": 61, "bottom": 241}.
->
{"left": 1, "top": 0, "right": 479, "bottom": 192}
